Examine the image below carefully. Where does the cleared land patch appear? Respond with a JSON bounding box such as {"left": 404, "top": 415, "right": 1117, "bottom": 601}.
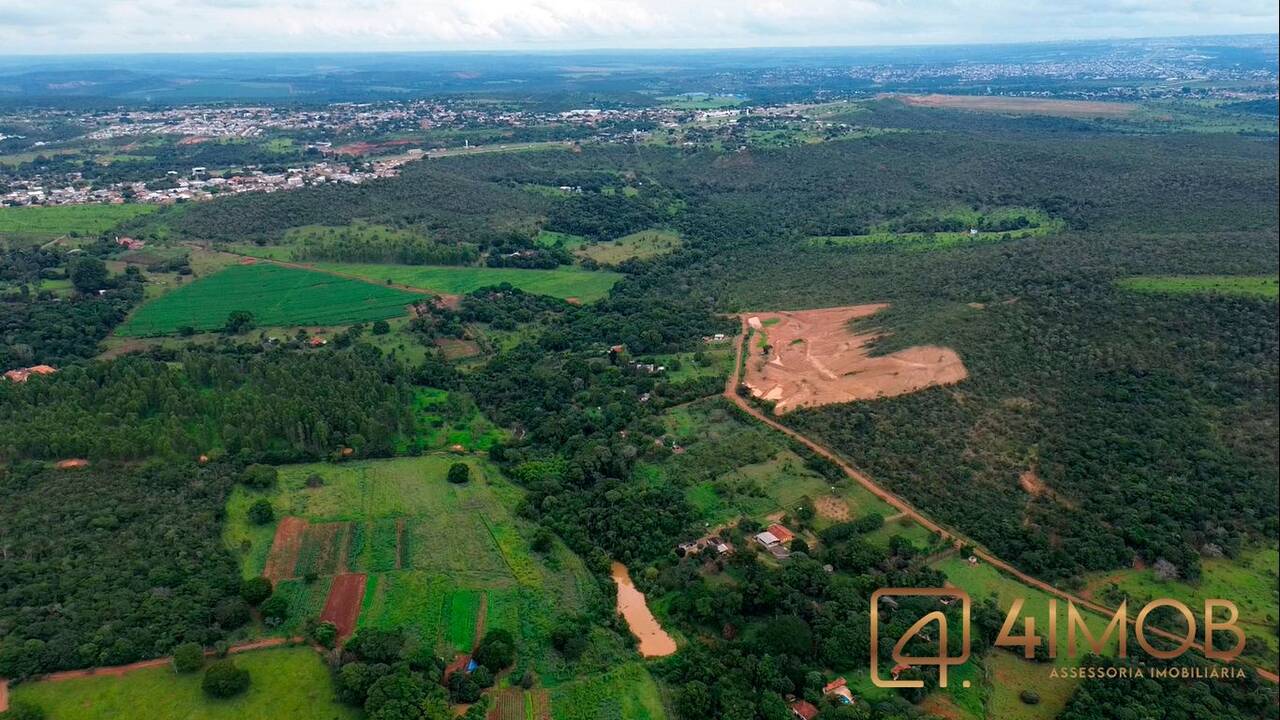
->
{"left": 320, "top": 572, "right": 367, "bottom": 640}
{"left": 576, "top": 229, "right": 682, "bottom": 265}
{"left": 117, "top": 263, "right": 419, "bottom": 336}
{"left": 306, "top": 261, "right": 621, "bottom": 302}
{"left": 742, "top": 305, "right": 968, "bottom": 413}
{"left": 894, "top": 93, "right": 1138, "bottom": 118}
{"left": 1117, "top": 274, "right": 1279, "bottom": 299}
{"left": 810, "top": 207, "right": 1062, "bottom": 252}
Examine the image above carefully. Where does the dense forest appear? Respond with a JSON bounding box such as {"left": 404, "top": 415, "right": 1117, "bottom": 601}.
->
{"left": 0, "top": 348, "right": 416, "bottom": 463}
{"left": 0, "top": 462, "right": 242, "bottom": 677}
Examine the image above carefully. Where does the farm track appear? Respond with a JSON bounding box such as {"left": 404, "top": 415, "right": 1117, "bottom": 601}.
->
{"left": 725, "top": 317, "right": 1279, "bottom": 684}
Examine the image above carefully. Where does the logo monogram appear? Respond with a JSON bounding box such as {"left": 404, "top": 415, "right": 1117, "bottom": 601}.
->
{"left": 870, "top": 588, "right": 971, "bottom": 688}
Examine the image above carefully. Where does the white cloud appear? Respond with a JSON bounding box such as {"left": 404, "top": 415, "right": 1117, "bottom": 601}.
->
{"left": 0, "top": 0, "right": 1274, "bottom": 54}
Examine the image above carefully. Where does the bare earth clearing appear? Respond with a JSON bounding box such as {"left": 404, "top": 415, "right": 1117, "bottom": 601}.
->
{"left": 320, "top": 573, "right": 367, "bottom": 640}
{"left": 743, "top": 305, "right": 967, "bottom": 414}
{"left": 893, "top": 93, "right": 1138, "bottom": 118}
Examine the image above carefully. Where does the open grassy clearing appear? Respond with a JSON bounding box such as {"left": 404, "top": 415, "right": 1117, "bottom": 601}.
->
{"left": 1080, "top": 544, "right": 1279, "bottom": 663}
{"left": 0, "top": 203, "right": 158, "bottom": 238}
{"left": 9, "top": 646, "right": 355, "bottom": 720}
{"left": 931, "top": 555, "right": 1122, "bottom": 720}
{"left": 657, "top": 93, "right": 744, "bottom": 110}
{"left": 116, "top": 263, "right": 419, "bottom": 336}
{"left": 893, "top": 93, "right": 1138, "bottom": 118}
{"left": 576, "top": 229, "right": 682, "bottom": 265}
{"left": 307, "top": 261, "right": 621, "bottom": 302}
{"left": 809, "top": 207, "right": 1063, "bottom": 252}
{"left": 224, "top": 455, "right": 615, "bottom": 676}
{"left": 547, "top": 663, "right": 668, "bottom": 720}
{"left": 535, "top": 229, "right": 587, "bottom": 251}
{"left": 1117, "top": 274, "right": 1279, "bottom": 299}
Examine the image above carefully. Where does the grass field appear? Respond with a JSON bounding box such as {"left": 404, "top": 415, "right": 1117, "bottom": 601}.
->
{"left": 810, "top": 207, "right": 1063, "bottom": 252}
{"left": 1117, "top": 274, "right": 1279, "bottom": 299}
{"left": 308, "top": 261, "right": 621, "bottom": 302}
{"left": 548, "top": 663, "right": 668, "bottom": 720}
{"left": 116, "top": 263, "right": 420, "bottom": 336}
{"left": 536, "top": 229, "right": 587, "bottom": 251}
{"left": 932, "top": 556, "right": 1122, "bottom": 720}
{"left": 1080, "top": 544, "right": 1279, "bottom": 663}
{"left": 0, "top": 203, "right": 158, "bottom": 237}
{"left": 9, "top": 646, "right": 356, "bottom": 720}
{"left": 577, "top": 229, "right": 682, "bottom": 265}
{"left": 658, "top": 93, "right": 744, "bottom": 110}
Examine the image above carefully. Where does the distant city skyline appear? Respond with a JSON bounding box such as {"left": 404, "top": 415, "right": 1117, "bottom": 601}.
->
{"left": 0, "top": 0, "right": 1276, "bottom": 56}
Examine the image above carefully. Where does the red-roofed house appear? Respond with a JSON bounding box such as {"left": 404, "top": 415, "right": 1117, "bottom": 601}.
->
{"left": 789, "top": 700, "right": 819, "bottom": 720}
{"left": 766, "top": 523, "right": 795, "bottom": 544}
{"left": 824, "top": 677, "right": 854, "bottom": 704}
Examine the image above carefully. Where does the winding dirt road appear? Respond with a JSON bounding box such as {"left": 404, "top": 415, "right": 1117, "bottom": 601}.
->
{"left": 725, "top": 316, "right": 1278, "bottom": 684}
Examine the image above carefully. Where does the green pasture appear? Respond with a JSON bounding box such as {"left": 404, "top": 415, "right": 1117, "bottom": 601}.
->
{"left": 0, "top": 203, "right": 158, "bottom": 238}
{"left": 577, "top": 229, "right": 682, "bottom": 265}
{"left": 9, "top": 646, "right": 355, "bottom": 720}
{"left": 809, "top": 207, "right": 1063, "bottom": 252}
{"left": 548, "top": 663, "right": 668, "bottom": 720}
{"left": 308, "top": 261, "right": 621, "bottom": 301}
{"left": 1080, "top": 544, "right": 1279, "bottom": 662}
{"left": 1117, "top": 274, "right": 1279, "bottom": 299}
{"left": 116, "top": 263, "right": 420, "bottom": 336}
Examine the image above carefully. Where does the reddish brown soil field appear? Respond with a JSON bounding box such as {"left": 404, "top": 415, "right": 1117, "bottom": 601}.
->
{"left": 263, "top": 516, "right": 308, "bottom": 582}
{"left": 743, "top": 305, "right": 967, "bottom": 414}
{"left": 320, "top": 573, "right": 367, "bottom": 640}
{"left": 815, "top": 495, "right": 849, "bottom": 521}
{"left": 894, "top": 93, "right": 1137, "bottom": 118}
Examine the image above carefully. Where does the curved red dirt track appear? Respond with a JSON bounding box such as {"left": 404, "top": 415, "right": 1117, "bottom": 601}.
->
{"left": 725, "top": 316, "right": 1278, "bottom": 684}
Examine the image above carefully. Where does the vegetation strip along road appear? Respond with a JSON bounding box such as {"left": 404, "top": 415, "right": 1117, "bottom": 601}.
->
{"left": 725, "top": 316, "right": 1279, "bottom": 684}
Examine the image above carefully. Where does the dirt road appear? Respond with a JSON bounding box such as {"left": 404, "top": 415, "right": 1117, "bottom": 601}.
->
{"left": 725, "top": 317, "right": 1278, "bottom": 684}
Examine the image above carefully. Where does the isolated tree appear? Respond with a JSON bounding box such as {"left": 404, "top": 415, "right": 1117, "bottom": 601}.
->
{"left": 69, "top": 257, "right": 108, "bottom": 293}
{"left": 446, "top": 463, "right": 470, "bottom": 484}
{"left": 247, "top": 498, "right": 274, "bottom": 525}
{"left": 239, "top": 576, "right": 273, "bottom": 606}
{"left": 213, "top": 598, "right": 250, "bottom": 629}
{"left": 202, "top": 659, "right": 250, "bottom": 698}
{"left": 260, "top": 593, "right": 289, "bottom": 626}
{"left": 372, "top": 320, "right": 391, "bottom": 335}
{"left": 312, "top": 620, "right": 339, "bottom": 649}
{"left": 224, "top": 309, "right": 255, "bottom": 334}
{"left": 473, "top": 629, "right": 515, "bottom": 672}
{"left": 172, "top": 642, "right": 205, "bottom": 673}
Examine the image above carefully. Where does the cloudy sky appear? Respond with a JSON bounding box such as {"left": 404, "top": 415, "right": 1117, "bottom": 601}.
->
{"left": 0, "top": 0, "right": 1275, "bottom": 55}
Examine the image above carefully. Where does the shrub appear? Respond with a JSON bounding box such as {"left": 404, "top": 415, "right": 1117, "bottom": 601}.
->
{"left": 1020, "top": 690, "right": 1041, "bottom": 705}
{"left": 172, "top": 642, "right": 205, "bottom": 673}
{"left": 241, "top": 464, "right": 278, "bottom": 489}
{"left": 239, "top": 576, "right": 273, "bottom": 606}
{"left": 260, "top": 593, "right": 289, "bottom": 626}
{"left": 203, "top": 659, "right": 250, "bottom": 698}
{"left": 305, "top": 473, "right": 325, "bottom": 488}
{"left": 247, "top": 498, "right": 274, "bottom": 525}
{"left": 1, "top": 700, "right": 46, "bottom": 720}
{"left": 473, "top": 629, "right": 515, "bottom": 672}
{"left": 372, "top": 320, "right": 391, "bottom": 335}
{"left": 446, "top": 463, "right": 470, "bottom": 484}
{"left": 312, "top": 620, "right": 339, "bottom": 649}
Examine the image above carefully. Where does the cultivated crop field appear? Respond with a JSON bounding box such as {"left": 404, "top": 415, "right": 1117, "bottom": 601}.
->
{"left": 9, "top": 647, "right": 356, "bottom": 720}
{"left": 307, "top": 261, "right": 622, "bottom": 302}
{"left": 0, "top": 203, "right": 159, "bottom": 238}
{"left": 547, "top": 663, "right": 667, "bottom": 720}
{"left": 225, "top": 455, "right": 610, "bottom": 668}
{"left": 116, "top": 262, "right": 420, "bottom": 335}
{"left": 1117, "top": 274, "right": 1279, "bottom": 299}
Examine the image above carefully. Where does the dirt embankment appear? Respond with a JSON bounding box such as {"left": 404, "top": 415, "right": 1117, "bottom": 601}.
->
{"left": 742, "top": 305, "right": 967, "bottom": 414}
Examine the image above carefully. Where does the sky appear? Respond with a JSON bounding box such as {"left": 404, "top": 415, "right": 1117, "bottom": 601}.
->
{"left": 0, "top": 0, "right": 1275, "bottom": 55}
